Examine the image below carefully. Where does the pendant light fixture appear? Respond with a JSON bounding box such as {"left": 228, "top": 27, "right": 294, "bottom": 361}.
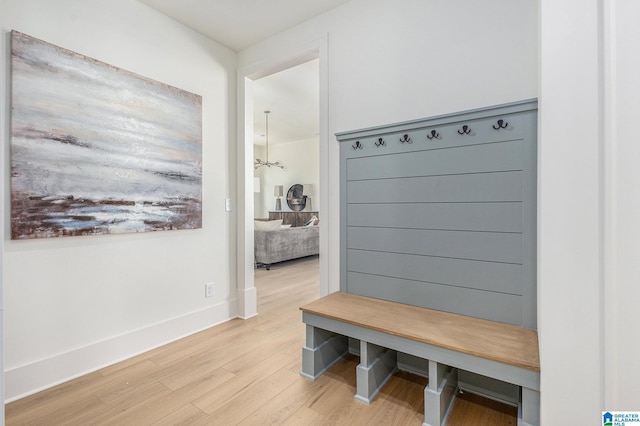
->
{"left": 254, "top": 110, "right": 284, "bottom": 170}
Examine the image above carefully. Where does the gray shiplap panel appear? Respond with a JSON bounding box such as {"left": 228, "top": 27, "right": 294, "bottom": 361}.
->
{"left": 346, "top": 272, "right": 523, "bottom": 326}
{"left": 347, "top": 202, "right": 522, "bottom": 233}
{"left": 346, "top": 140, "right": 522, "bottom": 181}
{"left": 347, "top": 227, "right": 522, "bottom": 264}
{"left": 347, "top": 171, "right": 523, "bottom": 204}
{"left": 347, "top": 250, "right": 523, "bottom": 295}
{"left": 338, "top": 100, "right": 537, "bottom": 328}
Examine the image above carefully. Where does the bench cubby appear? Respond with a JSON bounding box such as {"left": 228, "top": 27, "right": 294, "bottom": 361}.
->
{"left": 301, "top": 292, "right": 540, "bottom": 426}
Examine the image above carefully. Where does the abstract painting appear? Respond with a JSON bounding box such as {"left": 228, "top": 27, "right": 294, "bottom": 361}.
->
{"left": 10, "top": 31, "right": 202, "bottom": 239}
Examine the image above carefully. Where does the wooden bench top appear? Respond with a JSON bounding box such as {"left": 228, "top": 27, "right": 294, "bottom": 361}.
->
{"left": 300, "top": 292, "right": 540, "bottom": 372}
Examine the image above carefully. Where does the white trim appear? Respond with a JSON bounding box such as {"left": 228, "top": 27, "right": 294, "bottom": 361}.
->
{"left": 236, "top": 34, "right": 330, "bottom": 318}
{"left": 0, "top": 18, "right": 6, "bottom": 426}
{"left": 5, "top": 300, "right": 237, "bottom": 402}
{"left": 237, "top": 286, "right": 258, "bottom": 320}
{"left": 601, "top": 0, "right": 617, "bottom": 408}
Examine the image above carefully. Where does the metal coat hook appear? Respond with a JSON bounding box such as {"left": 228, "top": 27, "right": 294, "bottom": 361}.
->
{"left": 375, "top": 137, "right": 386, "bottom": 147}
{"left": 457, "top": 125, "right": 472, "bottom": 135}
{"left": 352, "top": 140, "right": 363, "bottom": 150}
{"left": 492, "top": 119, "right": 508, "bottom": 130}
{"left": 399, "top": 134, "right": 412, "bottom": 144}
{"left": 426, "top": 130, "right": 440, "bottom": 140}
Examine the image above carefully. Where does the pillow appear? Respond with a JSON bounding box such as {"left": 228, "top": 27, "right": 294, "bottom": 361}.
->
{"left": 254, "top": 219, "right": 282, "bottom": 230}
{"left": 280, "top": 224, "right": 292, "bottom": 229}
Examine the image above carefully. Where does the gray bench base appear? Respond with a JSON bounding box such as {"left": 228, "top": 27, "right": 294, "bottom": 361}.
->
{"left": 355, "top": 340, "right": 397, "bottom": 403}
{"left": 301, "top": 312, "right": 539, "bottom": 426}
{"left": 424, "top": 361, "right": 458, "bottom": 426}
{"left": 300, "top": 326, "right": 348, "bottom": 380}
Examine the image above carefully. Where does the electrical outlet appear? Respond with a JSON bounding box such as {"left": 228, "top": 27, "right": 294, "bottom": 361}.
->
{"left": 225, "top": 198, "right": 232, "bottom": 212}
{"left": 205, "top": 282, "right": 215, "bottom": 298}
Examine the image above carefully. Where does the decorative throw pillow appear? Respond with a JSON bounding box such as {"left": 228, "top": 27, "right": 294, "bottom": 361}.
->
{"left": 280, "top": 224, "right": 292, "bottom": 229}
{"left": 254, "top": 219, "right": 283, "bottom": 230}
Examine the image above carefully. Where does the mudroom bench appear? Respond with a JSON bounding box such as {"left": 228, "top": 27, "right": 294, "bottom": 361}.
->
{"left": 300, "top": 292, "right": 540, "bottom": 426}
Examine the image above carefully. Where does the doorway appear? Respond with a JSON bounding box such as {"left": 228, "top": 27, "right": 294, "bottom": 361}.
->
{"left": 237, "top": 36, "right": 329, "bottom": 319}
{"left": 252, "top": 60, "right": 320, "bottom": 310}
{"left": 252, "top": 60, "right": 319, "bottom": 222}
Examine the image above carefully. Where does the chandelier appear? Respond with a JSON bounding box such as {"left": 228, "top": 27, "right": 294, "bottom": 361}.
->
{"left": 254, "top": 110, "right": 284, "bottom": 170}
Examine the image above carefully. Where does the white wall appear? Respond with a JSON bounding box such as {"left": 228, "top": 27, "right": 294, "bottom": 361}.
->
{"left": 255, "top": 137, "right": 320, "bottom": 218}
{"left": 538, "top": 0, "right": 602, "bottom": 422}
{"left": 607, "top": 0, "right": 640, "bottom": 406}
{"left": 1, "top": 0, "right": 237, "bottom": 400}
{"left": 539, "top": 0, "right": 640, "bottom": 422}
{"left": 0, "top": 0, "right": 5, "bottom": 418}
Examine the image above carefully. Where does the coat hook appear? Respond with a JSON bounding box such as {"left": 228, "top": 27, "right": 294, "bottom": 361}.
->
{"left": 375, "top": 137, "right": 386, "bottom": 147}
{"left": 457, "top": 125, "right": 471, "bottom": 135}
{"left": 399, "top": 134, "right": 412, "bottom": 143}
{"left": 352, "top": 140, "right": 363, "bottom": 150}
{"left": 492, "top": 119, "right": 508, "bottom": 130}
{"left": 426, "top": 130, "right": 440, "bottom": 140}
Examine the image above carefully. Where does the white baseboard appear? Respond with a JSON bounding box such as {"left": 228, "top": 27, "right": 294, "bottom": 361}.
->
{"left": 237, "top": 286, "right": 257, "bottom": 319}
{"left": 5, "top": 299, "right": 237, "bottom": 402}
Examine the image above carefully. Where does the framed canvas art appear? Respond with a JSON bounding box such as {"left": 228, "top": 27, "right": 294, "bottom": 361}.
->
{"left": 10, "top": 31, "right": 203, "bottom": 239}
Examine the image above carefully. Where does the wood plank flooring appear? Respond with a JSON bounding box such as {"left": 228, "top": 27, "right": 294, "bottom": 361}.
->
{"left": 6, "top": 256, "right": 517, "bottom": 425}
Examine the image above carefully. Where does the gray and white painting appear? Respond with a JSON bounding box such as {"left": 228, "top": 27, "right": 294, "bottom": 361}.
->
{"left": 10, "top": 31, "right": 202, "bottom": 239}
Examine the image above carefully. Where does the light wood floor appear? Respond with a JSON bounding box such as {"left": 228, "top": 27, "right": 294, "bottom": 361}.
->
{"left": 6, "top": 256, "right": 517, "bottom": 425}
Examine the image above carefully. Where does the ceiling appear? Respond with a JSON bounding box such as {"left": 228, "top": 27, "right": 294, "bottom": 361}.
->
{"left": 139, "top": 0, "right": 350, "bottom": 52}
{"left": 252, "top": 59, "right": 319, "bottom": 147}
{"left": 139, "top": 0, "right": 334, "bottom": 147}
